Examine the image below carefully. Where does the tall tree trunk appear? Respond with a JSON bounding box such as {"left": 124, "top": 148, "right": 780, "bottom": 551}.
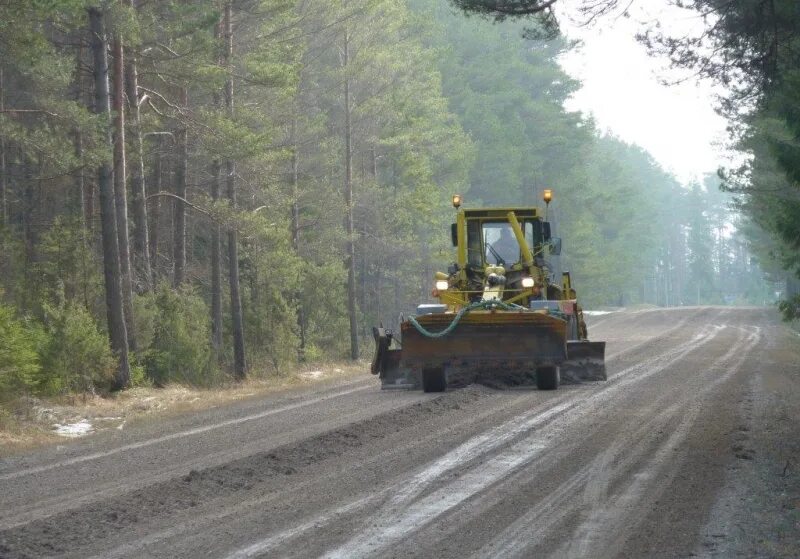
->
{"left": 0, "top": 67, "right": 6, "bottom": 229}
{"left": 360, "top": 233, "right": 367, "bottom": 338}
{"left": 224, "top": 2, "right": 246, "bottom": 378}
{"left": 124, "top": 4, "right": 152, "bottom": 292}
{"left": 210, "top": 159, "right": 223, "bottom": 355}
{"left": 89, "top": 6, "right": 130, "bottom": 389}
{"left": 84, "top": 157, "right": 95, "bottom": 236}
{"left": 74, "top": 133, "right": 85, "bottom": 222}
{"left": 210, "top": 21, "right": 223, "bottom": 359}
{"left": 22, "top": 164, "right": 35, "bottom": 276}
{"left": 173, "top": 87, "right": 188, "bottom": 287}
{"left": 149, "top": 134, "right": 162, "bottom": 283}
{"left": 73, "top": 41, "right": 91, "bottom": 308}
{"left": 343, "top": 26, "right": 359, "bottom": 360}
{"left": 290, "top": 117, "right": 306, "bottom": 362}
{"left": 112, "top": 34, "right": 137, "bottom": 351}
{"left": 0, "top": 73, "right": 8, "bottom": 231}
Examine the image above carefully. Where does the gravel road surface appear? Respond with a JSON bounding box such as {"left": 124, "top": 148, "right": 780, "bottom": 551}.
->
{"left": 1, "top": 307, "right": 798, "bottom": 558}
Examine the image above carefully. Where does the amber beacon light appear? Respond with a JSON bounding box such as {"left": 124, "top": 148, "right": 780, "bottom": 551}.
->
{"left": 543, "top": 189, "right": 553, "bottom": 204}
{"left": 452, "top": 194, "right": 462, "bottom": 208}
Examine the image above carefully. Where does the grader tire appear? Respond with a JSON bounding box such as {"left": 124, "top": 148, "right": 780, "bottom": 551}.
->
{"left": 422, "top": 367, "right": 447, "bottom": 392}
{"left": 536, "top": 366, "right": 560, "bottom": 390}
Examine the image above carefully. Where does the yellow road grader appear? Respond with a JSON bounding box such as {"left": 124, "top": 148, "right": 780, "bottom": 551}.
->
{"left": 371, "top": 192, "right": 606, "bottom": 392}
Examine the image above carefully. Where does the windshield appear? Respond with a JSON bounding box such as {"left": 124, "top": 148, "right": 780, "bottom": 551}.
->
{"left": 467, "top": 221, "right": 538, "bottom": 267}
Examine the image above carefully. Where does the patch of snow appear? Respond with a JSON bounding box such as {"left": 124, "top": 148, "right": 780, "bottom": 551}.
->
{"left": 334, "top": 368, "right": 343, "bottom": 373}
{"left": 299, "top": 370, "right": 325, "bottom": 379}
{"left": 53, "top": 419, "right": 94, "bottom": 438}
{"left": 583, "top": 310, "right": 615, "bottom": 316}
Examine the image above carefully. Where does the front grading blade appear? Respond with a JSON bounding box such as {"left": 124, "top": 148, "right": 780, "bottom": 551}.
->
{"left": 561, "top": 340, "right": 606, "bottom": 382}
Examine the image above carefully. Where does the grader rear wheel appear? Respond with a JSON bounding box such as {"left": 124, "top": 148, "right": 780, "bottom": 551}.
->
{"left": 422, "top": 367, "right": 447, "bottom": 392}
{"left": 536, "top": 366, "right": 560, "bottom": 390}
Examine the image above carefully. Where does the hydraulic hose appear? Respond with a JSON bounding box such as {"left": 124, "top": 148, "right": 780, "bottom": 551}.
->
{"left": 407, "top": 300, "right": 527, "bottom": 339}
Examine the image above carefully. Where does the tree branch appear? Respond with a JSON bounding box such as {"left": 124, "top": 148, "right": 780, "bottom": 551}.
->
{"left": 450, "top": 0, "right": 559, "bottom": 18}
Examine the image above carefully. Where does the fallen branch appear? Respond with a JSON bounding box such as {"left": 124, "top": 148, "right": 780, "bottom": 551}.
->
{"left": 146, "top": 191, "right": 214, "bottom": 219}
{"left": 0, "top": 109, "right": 60, "bottom": 118}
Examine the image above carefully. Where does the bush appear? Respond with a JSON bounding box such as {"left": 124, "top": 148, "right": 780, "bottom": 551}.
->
{"left": 38, "top": 302, "right": 116, "bottom": 395}
{"left": 0, "top": 304, "right": 41, "bottom": 400}
{"left": 144, "top": 285, "right": 215, "bottom": 386}
{"left": 779, "top": 294, "right": 800, "bottom": 322}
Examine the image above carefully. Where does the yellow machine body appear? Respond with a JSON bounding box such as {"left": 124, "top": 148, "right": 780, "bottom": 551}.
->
{"left": 371, "top": 200, "right": 606, "bottom": 391}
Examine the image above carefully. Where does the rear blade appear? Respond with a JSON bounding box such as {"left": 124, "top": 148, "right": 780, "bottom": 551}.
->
{"left": 562, "top": 340, "right": 606, "bottom": 382}
{"left": 396, "top": 312, "right": 568, "bottom": 388}
{"left": 371, "top": 327, "right": 407, "bottom": 387}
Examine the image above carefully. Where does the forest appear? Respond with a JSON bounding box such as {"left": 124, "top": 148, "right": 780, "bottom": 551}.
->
{"left": 0, "top": 0, "right": 775, "bottom": 400}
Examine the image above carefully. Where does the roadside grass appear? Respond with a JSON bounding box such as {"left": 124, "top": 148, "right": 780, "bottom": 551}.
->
{"left": 0, "top": 361, "right": 366, "bottom": 453}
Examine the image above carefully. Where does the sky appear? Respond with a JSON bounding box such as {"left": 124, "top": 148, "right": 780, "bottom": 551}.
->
{"left": 556, "top": 1, "right": 730, "bottom": 185}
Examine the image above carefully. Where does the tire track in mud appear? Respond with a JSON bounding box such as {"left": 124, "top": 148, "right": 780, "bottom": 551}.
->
{"left": 410, "top": 321, "right": 738, "bottom": 558}
{"left": 472, "top": 324, "right": 763, "bottom": 559}
{"left": 690, "top": 320, "right": 796, "bottom": 558}
{"left": 94, "top": 387, "right": 556, "bottom": 559}
{"left": 221, "top": 319, "right": 727, "bottom": 559}
{"left": 399, "top": 321, "right": 736, "bottom": 558}
{"left": 561, "top": 326, "right": 763, "bottom": 559}
{"left": 602, "top": 307, "right": 708, "bottom": 362}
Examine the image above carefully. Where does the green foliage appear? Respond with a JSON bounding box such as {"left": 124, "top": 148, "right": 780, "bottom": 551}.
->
{"left": 35, "top": 217, "right": 104, "bottom": 313}
{"left": 143, "top": 285, "right": 215, "bottom": 387}
{"left": 421, "top": 10, "right": 588, "bottom": 207}
{"left": 239, "top": 217, "right": 303, "bottom": 372}
{"left": 37, "top": 301, "right": 116, "bottom": 395}
{"left": 448, "top": 0, "right": 558, "bottom": 22}
{"left": 299, "top": 260, "right": 350, "bottom": 359}
{"left": 778, "top": 295, "right": 800, "bottom": 322}
{"left": 132, "top": 292, "right": 159, "bottom": 353}
{"left": 0, "top": 230, "right": 28, "bottom": 311}
{"left": 0, "top": 303, "right": 41, "bottom": 400}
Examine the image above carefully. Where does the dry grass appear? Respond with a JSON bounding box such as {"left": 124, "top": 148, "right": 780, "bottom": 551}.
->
{"left": 0, "top": 361, "right": 366, "bottom": 454}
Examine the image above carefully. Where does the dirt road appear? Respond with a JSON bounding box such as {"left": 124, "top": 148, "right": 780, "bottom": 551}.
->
{"left": 1, "top": 307, "right": 798, "bottom": 558}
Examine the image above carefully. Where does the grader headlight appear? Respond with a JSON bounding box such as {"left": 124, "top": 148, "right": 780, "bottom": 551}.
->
{"left": 435, "top": 280, "right": 449, "bottom": 291}
{"left": 521, "top": 277, "right": 535, "bottom": 288}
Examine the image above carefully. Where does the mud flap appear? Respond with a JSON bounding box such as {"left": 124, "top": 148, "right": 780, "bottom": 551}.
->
{"left": 561, "top": 340, "right": 606, "bottom": 383}
{"left": 371, "top": 327, "right": 391, "bottom": 376}
{"left": 371, "top": 327, "right": 409, "bottom": 388}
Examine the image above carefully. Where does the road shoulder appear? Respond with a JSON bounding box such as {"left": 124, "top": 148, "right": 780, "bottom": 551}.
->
{"left": 698, "top": 324, "right": 800, "bottom": 557}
